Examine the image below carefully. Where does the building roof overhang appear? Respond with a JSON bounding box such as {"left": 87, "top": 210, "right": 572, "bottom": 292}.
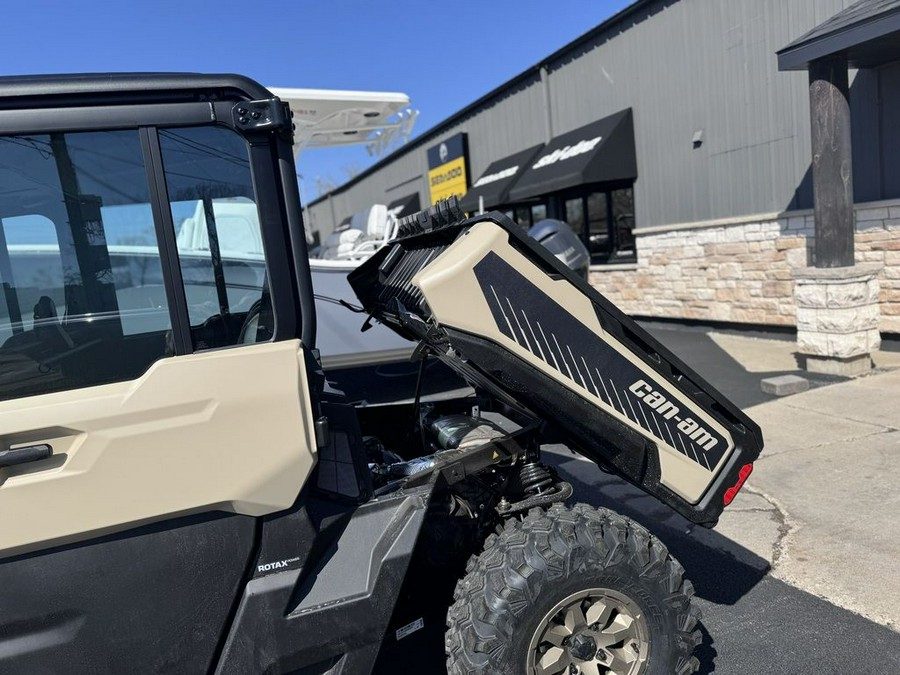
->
{"left": 458, "top": 144, "right": 544, "bottom": 213}
{"left": 386, "top": 192, "right": 421, "bottom": 219}
{"left": 778, "top": 0, "right": 900, "bottom": 70}
{"left": 507, "top": 109, "right": 636, "bottom": 203}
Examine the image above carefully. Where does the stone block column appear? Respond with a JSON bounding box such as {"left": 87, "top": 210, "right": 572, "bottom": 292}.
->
{"left": 793, "top": 263, "right": 882, "bottom": 376}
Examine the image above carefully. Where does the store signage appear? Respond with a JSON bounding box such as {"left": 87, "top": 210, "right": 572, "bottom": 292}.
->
{"left": 473, "top": 165, "right": 519, "bottom": 188}
{"left": 427, "top": 133, "right": 469, "bottom": 204}
{"left": 532, "top": 136, "right": 603, "bottom": 169}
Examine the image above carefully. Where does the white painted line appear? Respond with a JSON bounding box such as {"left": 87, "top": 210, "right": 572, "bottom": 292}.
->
{"left": 610, "top": 379, "right": 628, "bottom": 419}
{"left": 490, "top": 285, "right": 517, "bottom": 341}
{"left": 624, "top": 393, "right": 642, "bottom": 429}
{"left": 582, "top": 356, "right": 602, "bottom": 398}
{"left": 552, "top": 333, "right": 575, "bottom": 381}
{"left": 537, "top": 321, "right": 561, "bottom": 371}
{"left": 597, "top": 369, "right": 613, "bottom": 406}
{"left": 696, "top": 444, "right": 711, "bottom": 470}
{"left": 650, "top": 407, "right": 665, "bottom": 442}
{"left": 636, "top": 397, "right": 653, "bottom": 431}
{"left": 506, "top": 296, "right": 534, "bottom": 353}
{"left": 522, "top": 310, "right": 547, "bottom": 361}
{"left": 567, "top": 345, "right": 588, "bottom": 389}
{"left": 676, "top": 432, "right": 689, "bottom": 455}
{"left": 660, "top": 415, "right": 677, "bottom": 448}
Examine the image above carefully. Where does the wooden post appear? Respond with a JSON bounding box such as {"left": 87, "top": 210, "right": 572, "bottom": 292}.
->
{"left": 809, "top": 56, "right": 854, "bottom": 268}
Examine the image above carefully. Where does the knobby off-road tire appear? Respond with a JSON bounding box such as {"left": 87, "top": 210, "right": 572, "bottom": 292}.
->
{"left": 446, "top": 504, "right": 701, "bottom": 675}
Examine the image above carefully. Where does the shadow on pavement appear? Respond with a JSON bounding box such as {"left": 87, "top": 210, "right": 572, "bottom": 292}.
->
{"left": 638, "top": 322, "right": 846, "bottom": 409}
{"left": 694, "top": 623, "right": 718, "bottom": 675}
{"left": 548, "top": 452, "right": 771, "bottom": 606}
{"left": 547, "top": 452, "right": 770, "bottom": 675}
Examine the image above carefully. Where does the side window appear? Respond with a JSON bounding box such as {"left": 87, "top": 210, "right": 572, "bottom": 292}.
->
{"left": 158, "top": 127, "right": 271, "bottom": 350}
{"left": 0, "top": 216, "right": 64, "bottom": 344}
{"left": 0, "top": 131, "right": 172, "bottom": 401}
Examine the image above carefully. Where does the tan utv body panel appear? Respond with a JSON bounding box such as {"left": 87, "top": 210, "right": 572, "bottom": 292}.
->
{"left": 412, "top": 221, "right": 734, "bottom": 503}
{"left": 0, "top": 340, "right": 317, "bottom": 558}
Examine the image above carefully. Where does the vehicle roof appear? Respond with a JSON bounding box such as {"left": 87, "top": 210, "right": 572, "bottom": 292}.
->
{"left": 0, "top": 72, "right": 272, "bottom": 108}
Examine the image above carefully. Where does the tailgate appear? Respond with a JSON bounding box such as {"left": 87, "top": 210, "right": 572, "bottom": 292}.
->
{"left": 349, "top": 205, "right": 763, "bottom": 526}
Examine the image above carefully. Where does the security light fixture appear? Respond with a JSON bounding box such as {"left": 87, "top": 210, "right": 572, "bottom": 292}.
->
{"left": 692, "top": 129, "right": 704, "bottom": 149}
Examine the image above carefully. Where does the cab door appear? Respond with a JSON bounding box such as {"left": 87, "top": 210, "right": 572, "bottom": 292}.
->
{"left": 0, "top": 120, "right": 317, "bottom": 672}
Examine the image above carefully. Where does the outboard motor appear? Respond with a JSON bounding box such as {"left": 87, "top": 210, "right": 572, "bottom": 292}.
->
{"left": 528, "top": 218, "right": 590, "bottom": 279}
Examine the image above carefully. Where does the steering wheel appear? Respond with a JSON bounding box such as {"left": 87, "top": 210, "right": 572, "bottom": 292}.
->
{"left": 238, "top": 298, "right": 267, "bottom": 344}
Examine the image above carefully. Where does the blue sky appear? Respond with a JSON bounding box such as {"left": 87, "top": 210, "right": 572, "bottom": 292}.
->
{"left": 0, "top": 0, "right": 632, "bottom": 203}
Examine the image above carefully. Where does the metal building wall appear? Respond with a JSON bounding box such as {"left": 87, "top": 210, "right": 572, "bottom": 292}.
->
{"left": 304, "top": 72, "right": 550, "bottom": 237}
{"left": 545, "top": 0, "right": 859, "bottom": 228}
{"left": 306, "top": 0, "right": 869, "bottom": 233}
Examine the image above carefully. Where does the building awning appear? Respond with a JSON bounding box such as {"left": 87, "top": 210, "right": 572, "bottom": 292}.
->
{"left": 508, "top": 109, "right": 636, "bottom": 202}
{"left": 778, "top": 0, "right": 900, "bottom": 71}
{"left": 459, "top": 144, "right": 544, "bottom": 213}
{"left": 386, "top": 192, "right": 421, "bottom": 218}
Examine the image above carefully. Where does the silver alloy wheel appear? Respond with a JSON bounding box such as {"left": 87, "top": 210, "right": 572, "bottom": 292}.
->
{"left": 526, "top": 588, "right": 650, "bottom": 675}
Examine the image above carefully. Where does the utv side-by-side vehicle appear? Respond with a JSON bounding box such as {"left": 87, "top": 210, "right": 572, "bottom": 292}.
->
{"left": 0, "top": 74, "right": 762, "bottom": 675}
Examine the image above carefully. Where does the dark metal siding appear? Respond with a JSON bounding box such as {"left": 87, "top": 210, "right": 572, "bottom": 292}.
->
{"left": 307, "top": 0, "right": 884, "bottom": 233}
{"left": 547, "top": 0, "right": 857, "bottom": 226}
{"left": 877, "top": 60, "right": 900, "bottom": 198}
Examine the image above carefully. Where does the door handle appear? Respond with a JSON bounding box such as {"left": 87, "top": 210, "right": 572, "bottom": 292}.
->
{"left": 0, "top": 444, "right": 53, "bottom": 468}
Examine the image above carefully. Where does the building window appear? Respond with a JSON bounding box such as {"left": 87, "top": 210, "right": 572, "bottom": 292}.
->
{"left": 564, "top": 186, "right": 636, "bottom": 265}
{"left": 565, "top": 198, "right": 584, "bottom": 234}
{"left": 506, "top": 203, "right": 548, "bottom": 230}
{"left": 586, "top": 191, "right": 610, "bottom": 261}
{"left": 611, "top": 187, "right": 635, "bottom": 258}
{"left": 514, "top": 206, "right": 532, "bottom": 228}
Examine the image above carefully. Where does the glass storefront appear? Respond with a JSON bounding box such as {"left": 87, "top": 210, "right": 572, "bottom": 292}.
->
{"left": 562, "top": 185, "right": 635, "bottom": 265}
{"left": 496, "top": 184, "right": 635, "bottom": 264}
{"left": 464, "top": 110, "right": 637, "bottom": 263}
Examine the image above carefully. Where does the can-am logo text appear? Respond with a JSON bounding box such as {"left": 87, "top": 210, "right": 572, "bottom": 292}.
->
{"left": 629, "top": 380, "right": 718, "bottom": 452}
{"left": 532, "top": 136, "right": 603, "bottom": 169}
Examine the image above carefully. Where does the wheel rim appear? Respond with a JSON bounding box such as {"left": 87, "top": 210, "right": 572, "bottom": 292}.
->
{"left": 526, "top": 588, "right": 650, "bottom": 675}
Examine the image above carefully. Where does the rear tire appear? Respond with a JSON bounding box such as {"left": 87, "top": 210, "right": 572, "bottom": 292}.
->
{"left": 445, "top": 504, "right": 700, "bottom": 675}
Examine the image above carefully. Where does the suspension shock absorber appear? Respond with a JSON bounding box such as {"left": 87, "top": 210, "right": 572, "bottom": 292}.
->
{"left": 518, "top": 461, "right": 554, "bottom": 496}
{"left": 498, "top": 460, "right": 573, "bottom": 515}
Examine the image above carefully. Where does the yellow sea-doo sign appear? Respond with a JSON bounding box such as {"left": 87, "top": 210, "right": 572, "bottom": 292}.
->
{"left": 426, "top": 133, "right": 469, "bottom": 204}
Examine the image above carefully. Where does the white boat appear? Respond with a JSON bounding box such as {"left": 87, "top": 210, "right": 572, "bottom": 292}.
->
{"left": 250, "top": 89, "right": 445, "bottom": 399}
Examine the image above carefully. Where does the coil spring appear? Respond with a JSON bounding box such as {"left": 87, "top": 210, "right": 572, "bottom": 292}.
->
{"left": 519, "top": 462, "right": 554, "bottom": 496}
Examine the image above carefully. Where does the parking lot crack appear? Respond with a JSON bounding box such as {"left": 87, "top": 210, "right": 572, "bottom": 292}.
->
{"left": 743, "top": 484, "right": 794, "bottom": 568}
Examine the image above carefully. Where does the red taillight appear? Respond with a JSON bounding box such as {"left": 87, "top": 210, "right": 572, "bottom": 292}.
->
{"left": 723, "top": 463, "right": 754, "bottom": 506}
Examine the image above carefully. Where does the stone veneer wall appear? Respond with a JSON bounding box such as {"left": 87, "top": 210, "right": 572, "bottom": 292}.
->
{"left": 589, "top": 200, "right": 900, "bottom": 334}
